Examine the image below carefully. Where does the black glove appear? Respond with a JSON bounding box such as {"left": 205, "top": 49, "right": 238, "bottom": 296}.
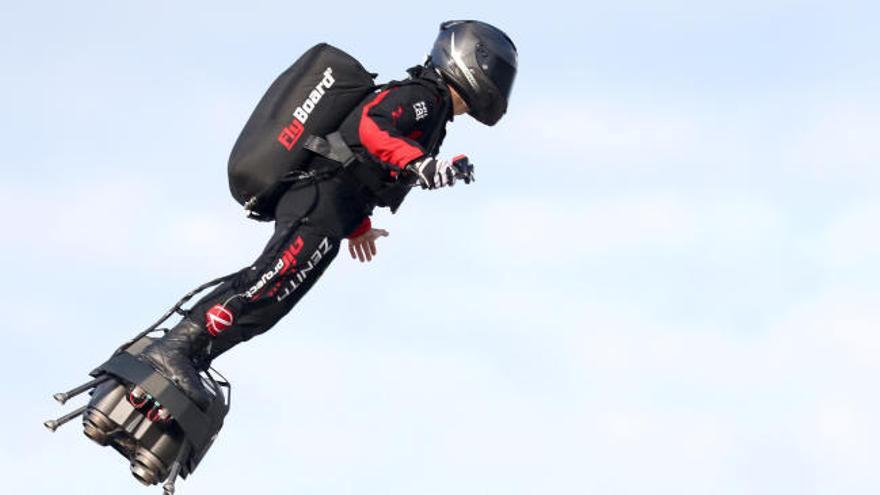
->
{"left": 410, "top": 155, "right": 475, "bottom": 190}
{"left": 450, "top": 155, "right": 475, "bottom": 184}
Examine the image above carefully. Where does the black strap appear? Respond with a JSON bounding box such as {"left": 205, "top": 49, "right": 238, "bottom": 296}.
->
{"left": 303, "top": 131, "right": 355, "bottom": 167}
{"left": 244, "top": 147, "right": 347, "bottom": 222}
{"left": 96, "top": 352, "right": 218, "bottom": 452}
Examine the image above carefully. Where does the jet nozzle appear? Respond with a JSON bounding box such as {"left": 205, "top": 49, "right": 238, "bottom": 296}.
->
{"left": 43, "top": 405, "right": 87, "bottom": 433}
{"left": 52, "top": 376, "right": 111, "bottom": 405}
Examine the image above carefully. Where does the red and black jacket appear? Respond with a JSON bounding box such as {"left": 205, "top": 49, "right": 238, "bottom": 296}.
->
{"left": 339, "top": 65, "right": 453, "bottom": 237}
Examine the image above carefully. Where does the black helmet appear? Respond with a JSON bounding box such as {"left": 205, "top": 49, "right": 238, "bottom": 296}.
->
{"left": 429, "top": 20, "right": 518, "bottom": 126}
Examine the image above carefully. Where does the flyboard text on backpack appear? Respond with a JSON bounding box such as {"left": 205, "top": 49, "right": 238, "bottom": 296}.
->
{"left": 277, "top": 67, "right": 337, "bottom": 151}
{"left": 227, "top": 43, "right": 376, "bottom": 221}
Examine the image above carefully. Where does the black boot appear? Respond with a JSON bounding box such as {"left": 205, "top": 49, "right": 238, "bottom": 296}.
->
{"left": 139, "top": 319, "right": 213, "bottom": 410}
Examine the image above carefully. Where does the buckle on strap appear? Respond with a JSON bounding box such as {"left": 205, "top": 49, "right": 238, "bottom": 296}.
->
{"left": 303, "top": 131, "right": 355, "bottom": 167}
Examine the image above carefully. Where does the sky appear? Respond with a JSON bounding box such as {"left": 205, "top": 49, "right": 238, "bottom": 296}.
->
{"left": 2, "top": 0, "right": 879, "bottom": 493}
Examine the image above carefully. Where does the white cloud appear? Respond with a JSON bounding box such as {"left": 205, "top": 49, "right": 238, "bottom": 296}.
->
{"left": 781, "top": 101, "right": 880, "bottom": 180}
{"left": 809, "top": 200, "right": 880, "bottom": 269}
{"left": 0, "top": 176, "right": 267, "bottom": 272}
{"left": 504, "top": 98, "right": 703, "bottom": 165}
{"left": 0, "top": 177, "right": 149, "bottom": 259}
{"left": 223, "top": 285, "right": 880, "bottom": 493}
{"left": 464, "top": 192, "right": 785, "bottom": 269}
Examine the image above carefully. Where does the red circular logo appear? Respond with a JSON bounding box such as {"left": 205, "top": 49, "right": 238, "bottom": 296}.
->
{"left": 205, "top": 304, "right": 234, "bottom": 336}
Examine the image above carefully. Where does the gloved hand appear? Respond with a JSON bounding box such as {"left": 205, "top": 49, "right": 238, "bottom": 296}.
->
{"left": 409, "top": 155, "right": 474, "bottom": 189}
{"left": 450, "top": 154, "right": 475, "bottom": 184}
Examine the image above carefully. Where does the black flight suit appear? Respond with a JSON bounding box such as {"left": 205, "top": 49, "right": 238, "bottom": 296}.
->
{"left": 186, "top": 66, "right": 454, "bottom": 362}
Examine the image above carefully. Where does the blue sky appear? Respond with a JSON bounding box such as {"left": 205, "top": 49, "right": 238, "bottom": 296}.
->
{"left": 3, "top": 1, "right": 880, "bottom": 493}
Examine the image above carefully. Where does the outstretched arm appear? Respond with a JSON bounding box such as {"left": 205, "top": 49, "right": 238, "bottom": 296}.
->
{"left": 347, "top": 228, "right": 389, "bottom": 263}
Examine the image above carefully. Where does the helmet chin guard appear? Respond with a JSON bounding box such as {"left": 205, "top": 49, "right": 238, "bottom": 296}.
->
{"left": 429, "top": 20, "right": 518, "bottom": 126}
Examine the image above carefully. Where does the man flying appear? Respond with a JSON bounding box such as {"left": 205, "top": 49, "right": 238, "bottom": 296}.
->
{"left": 139, "top": 20, "right": 518, "bottom": 410}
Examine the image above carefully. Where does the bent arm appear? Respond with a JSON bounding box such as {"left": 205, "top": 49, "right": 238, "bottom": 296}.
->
{"left": 357, "top": 86, "right": 433, "bottom": 170}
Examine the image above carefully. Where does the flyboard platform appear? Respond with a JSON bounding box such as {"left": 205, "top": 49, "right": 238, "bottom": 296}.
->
{"left": 44, "top": 276, "right": 234, "bottom": 494}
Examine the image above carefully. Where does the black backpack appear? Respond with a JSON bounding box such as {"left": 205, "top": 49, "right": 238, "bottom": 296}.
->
{"left": 227, "top": 43, "right": 376, "bottom": 220}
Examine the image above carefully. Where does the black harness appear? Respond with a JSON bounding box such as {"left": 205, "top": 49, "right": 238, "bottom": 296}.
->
{"left": 303, "top": 66, "right": 452, "bottom": 213}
